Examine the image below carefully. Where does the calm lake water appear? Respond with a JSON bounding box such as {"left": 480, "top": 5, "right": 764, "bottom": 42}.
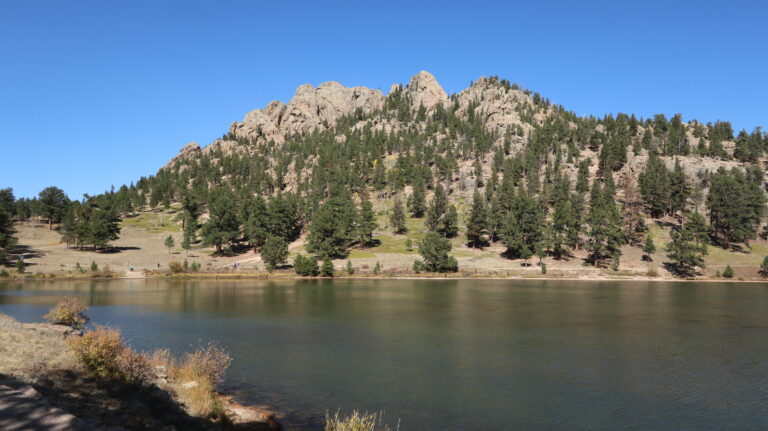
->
{"left": 1, "top": 278, "right": 767, "bottom": 430}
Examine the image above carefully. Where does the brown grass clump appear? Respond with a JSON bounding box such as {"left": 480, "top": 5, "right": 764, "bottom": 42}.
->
{"left": 148, "top": 344, "right": 232, "bottom": 418}
{"left": 169, "top": 261, "right": 184, "bottom": 273}
{"left": 645, "top": 266, "right": 659, "bottom": 277}
{"left": 173, "top": 362, "right": 219, "bottom": 417}
{"left": 325, "top": 410, "right": 398, "bottom": 431}
{"left": 44, "top": 297, "right": 89, "bottom": 329}
{"left": 68, "top": 325, "right": 153, "bottom": 386}
{"left": 183, "top": 343, "right": 232, "bottom": 389}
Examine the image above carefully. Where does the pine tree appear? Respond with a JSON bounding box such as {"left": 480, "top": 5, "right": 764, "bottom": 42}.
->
{"left": 307, "top": 193, "right": 357, "bottom": 259}
{"left": 38, "top": 186, "right": 69, "bottom": 229}
{"left": 550, "top": 176, "right": 578, "bottom": 258}
{"left": 502, "top": 190, "right": 544, "bottom": 259}
{"left": 418, "top": 232, "right": 458, "bottom": 273}
{"left": 575, "top": 159, "right": 591, "bottom": 193}
{"left": 466, "top": 191, "right": 488, "bottom": 248}
{"left": 643, "top": 235, "right": 656, "bottom": 261}
{"left": 665, "top": 227, "right": 704, "bottom": 277}
{"left": 442, "top": 205, "right": 459, "bottom": 238}
{"left": 243, "top": 196, "right": 269, "bottom": 251}
{"left": 261, "top": 235, "right": 288, "bottom": 271}
{"left": 585, "top": 179, "right": 624, "bottom": 266}
{"left": 266, "top": 193, "right": 302, "bottom": 242}
{"left": 425, "top": 184, "right": 448, "bottom": 233}
{"left": 685, "top": 212, "right": 709, "bottom": 253}
{"left": 356, "top": 198, "right": 377, "bottom": 246}
{"left": 294, "top": 254, "right": 319, "bottom": 276}
{"left": 638, "top": 151, "right": 670, "bottom": 218}
{"left": 619, "top": 172, "right": 645, "bottom": 246}
{"left": 759, "top": 256, "right": 768, "bottom": 278}
{"left": 407, "top": 179, "right": 426, "bottom": 218}
{"left": 0, "top": 188, "right": 17, "bottom": 261}
{"left": 707, "top": 167, "right": 766, "bottom": 248}
{"left": 668, "top": 159, "right": 691, "bottom": 222}
{"left": 164, "top": 234, "right": 175, "bottom": 255}
{"left": 722, "top": 264, "right": 734, "bottom": 278}
{"left": 321, "top": 256, "right": 335, "bottom": 277}
{"left": 390, "top": 198, "right": 407, "bottom": 234}
{"left": 181, "top": 234, "right": 191, "bottom": 256}
{"left": 201, "top": 188, "right": 240, "bottom": 253}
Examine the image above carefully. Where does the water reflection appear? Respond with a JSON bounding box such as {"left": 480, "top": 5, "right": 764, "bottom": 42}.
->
{"left": 1, "top": 279, "right": 767, "bottom": 430}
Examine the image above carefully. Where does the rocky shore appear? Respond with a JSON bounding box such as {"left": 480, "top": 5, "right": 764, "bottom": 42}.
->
{"left": 0, "top": 313, "right": 282, "bottom": 430}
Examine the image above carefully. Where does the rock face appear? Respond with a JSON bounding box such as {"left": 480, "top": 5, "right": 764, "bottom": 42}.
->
{"left": 165, "top": 142, "right": 200, "bottom": 169}
{"left": 230, "top": 81, "right": 385, "bottom": 144}
{"left": 404, "top": 70, "right": 448, "bottom": 113}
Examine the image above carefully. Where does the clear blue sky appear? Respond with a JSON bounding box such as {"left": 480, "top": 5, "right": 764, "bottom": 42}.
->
{"left": 1, "top": 0, "right": 766, "bottom": 199}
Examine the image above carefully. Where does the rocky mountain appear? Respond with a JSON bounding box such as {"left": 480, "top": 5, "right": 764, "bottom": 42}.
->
{"left": 165, "top": 70, "right": 763, "bottom": 198}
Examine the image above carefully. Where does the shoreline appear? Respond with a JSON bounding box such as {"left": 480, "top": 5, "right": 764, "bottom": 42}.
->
{"left": 2, "top": 271, "right": 767, "bottom": 284}
{"left": 0, "top": 312, "right": 283, "bottom": 430}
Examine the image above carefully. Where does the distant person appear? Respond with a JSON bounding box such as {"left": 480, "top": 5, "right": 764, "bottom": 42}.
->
{"left": 157, "top": 261, "right": 160, "bottom": 269}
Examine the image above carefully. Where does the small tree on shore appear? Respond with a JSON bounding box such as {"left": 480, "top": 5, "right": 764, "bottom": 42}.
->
{"left": 261, "top": 236, "right": 288, "bottom": 272}
{"left": 45, "top": 297, "right": 89, "bottom": 329}
{"left": 321, "top": 256, "right": 335, "bottom": 277}
{"left": 164, "top": 235, "right": 175, "bottom": 255}
{"left": 723, "top": 265, "right": 734, "bottom": 278}
{"left": 417, "top": 232, "right": 458, "bottom": 273}
{"left": 760, "top": 256, "right": 768, "bottom": 278}
{"left": 294, "top": 254, "right": 319, "bottom": 276}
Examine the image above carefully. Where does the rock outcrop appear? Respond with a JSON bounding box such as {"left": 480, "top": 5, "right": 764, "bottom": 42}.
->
{"left": 404, "top": 70, "right": 449, "bottom": 113}
{"left": 230, "top": 81, "right": 385, "bottom": 144}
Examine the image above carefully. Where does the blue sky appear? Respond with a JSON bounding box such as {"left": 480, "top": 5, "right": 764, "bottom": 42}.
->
{"left": 1, "top": 0, "right": 766, "bottom": 199}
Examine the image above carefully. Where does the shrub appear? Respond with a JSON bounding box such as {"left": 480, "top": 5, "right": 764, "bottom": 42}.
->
{"left": 325, "top": 410, "right": 395, "bottom": 431}
{"left": 0, "top": 269, "right": 9, "bottom": 277}
{"left": 261, "top": 236, "right": 288, "bottom": 271}
{"left": 169, "top": 261, "right": 184, "bottom": 273}
{"left": 321, "top": 257, "right": 335, "bottom": 277}
{"left": 346, "top": 260, "right": 354, "bottom": 275}
{"left": 760, "top": 256, "right": 768, "bottom": 278}
{"left": 723, "top": 265, "right": 734, "bottom": 278}
{"left": 117, "top": 349, "right": 154, "bottom": 386}
{"left": 294, "top": 254, "right": 319, "bottom": 276}
{"left": 646, "top": 266, "right": 659, "bottom": 277}
{"left": 44, "top": 297, "right": 89, "bottom": 329}
{"left": 68, "top": 326, "right": 124, "bottom": 380}
{"left": 541, "top": 263, "right": 547, "bottom": 274}
{"left": 68, "top": 325, "right": 154, "bottom": 385}
{"left": 15, "top": 259, "right": 25, "bottom": 274}
{"left": 183, "top": 343, "right": 232, "bottom": 389}
{"left": 412, "top": 260, "right": 423, "bottom": 273}
{"left": 90, "top": 261, "right": 98, "bottom": 271}
{"left": 373, "top": 262, "right": 381, "bottom": 275}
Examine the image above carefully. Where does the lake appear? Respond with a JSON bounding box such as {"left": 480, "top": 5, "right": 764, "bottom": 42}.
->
{"left": 1, "top": 278, "right": 766, "bottom": 430}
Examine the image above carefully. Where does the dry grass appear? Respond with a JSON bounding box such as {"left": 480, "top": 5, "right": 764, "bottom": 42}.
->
{"left": 0, "top": 313, "right": 73, "bottom": 379}
{"left": 148, "top": 344, "right": 232, "bottom": 419}
{"left": 325, "top": 410, "right": 399, "bottom": 431}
